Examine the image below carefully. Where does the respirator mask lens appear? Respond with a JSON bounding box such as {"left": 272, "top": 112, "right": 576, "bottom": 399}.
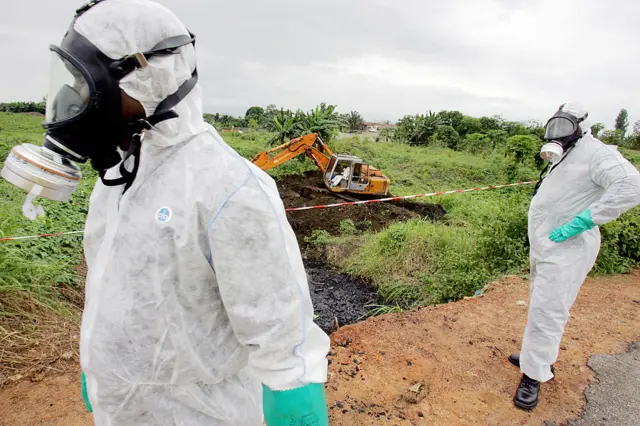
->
{"left": 45, "top": 51, "right": 90, "bottom": 124}
{"left": 544, "top": 117, "right": 575, "bottom": 140}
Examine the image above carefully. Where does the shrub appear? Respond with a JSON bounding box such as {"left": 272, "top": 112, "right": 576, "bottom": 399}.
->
{"left": 433, "top": 125, "right": 460, "bottom": 150}
{"left": 339, "top": 219, "right": 358, "bottom": 235}
{"left": 459, "top": 133, "right": 490, "bottom": 154}
{"left": 304, "top": 230, "right": 332, "bottom": 246}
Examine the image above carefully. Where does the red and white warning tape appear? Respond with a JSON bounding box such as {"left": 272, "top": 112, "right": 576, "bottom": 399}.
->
{"left": 283, "top": 180, "right": 538, "bottom": 212}
{"left": 0, "top": 180, "right": 537, "bottom": 242}
{"left": 0, "top": 230, "right": 84, "bottom": 242}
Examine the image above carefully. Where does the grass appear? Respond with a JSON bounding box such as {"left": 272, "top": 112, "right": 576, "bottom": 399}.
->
{"left": 1, "top": 113, "right": 639, "bottom": 325}
{"left": 0, "top": 113, "right": 94, "bottom": 312}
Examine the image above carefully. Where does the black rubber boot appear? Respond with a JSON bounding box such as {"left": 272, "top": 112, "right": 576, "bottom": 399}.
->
{"left": 508, "top": 354, "right": 555, "bottom": 375}
{"left": 509, "top": 353, "right": 520, "bottom": 367}
{"left": 514, "top": 374, "right": 540, "bottom": 410}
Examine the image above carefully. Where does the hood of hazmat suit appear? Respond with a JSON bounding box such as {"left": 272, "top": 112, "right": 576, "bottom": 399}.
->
{"left": 77, "top": 1, "right": 330, "bottom": 424}
{"left": 521, "top": 103, "right": 640, "bottom": 383}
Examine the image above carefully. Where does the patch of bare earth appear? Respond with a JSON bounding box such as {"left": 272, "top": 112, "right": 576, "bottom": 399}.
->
{"left": 0, "top": 272, "right": 637, "bottom": 426}
{"left": 325, "top": 271, "right": 640, "bottom": 425}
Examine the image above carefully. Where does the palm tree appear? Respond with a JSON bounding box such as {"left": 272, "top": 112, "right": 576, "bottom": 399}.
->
{"left": 347, "top": 111, "right": 364, "bottom": 133}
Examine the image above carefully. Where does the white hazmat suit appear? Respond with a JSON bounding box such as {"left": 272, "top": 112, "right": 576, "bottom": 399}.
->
{"left": 78, "top": 1, "right": 330, "bottom": 424}
{"left": 521, "top": 103, "right": 640, "bottom": 382}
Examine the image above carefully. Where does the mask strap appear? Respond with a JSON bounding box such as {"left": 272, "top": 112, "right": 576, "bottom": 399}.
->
{"left": 532, "top": 145, "right": 575, "bottom": 197}
{"left": 110, "top": 33, "right": 196, "bottom": 80}
{"left": 99, "top": 111, "right": 178, "bottom": 189}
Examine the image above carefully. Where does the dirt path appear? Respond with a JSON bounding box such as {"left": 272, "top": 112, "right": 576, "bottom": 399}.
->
{"left": 0, "top": 271, "right": 638, "bottom": 426}
{"left": 326, "top": 271, "right": 640, "bottom": 425}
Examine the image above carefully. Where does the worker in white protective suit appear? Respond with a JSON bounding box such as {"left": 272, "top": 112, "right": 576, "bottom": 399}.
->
{"left": 509, "top": 102, "right": 640, "bottom": 410}
{"left": 38, "top": 1, "right": 331, "bottom": 424}
{"left": 331, "top": 165, "right": 351, "bottom": 188}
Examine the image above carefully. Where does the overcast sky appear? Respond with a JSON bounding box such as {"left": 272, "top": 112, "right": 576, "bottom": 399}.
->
{"left": 1, "top": 0, "right": 637, "bottom": 127}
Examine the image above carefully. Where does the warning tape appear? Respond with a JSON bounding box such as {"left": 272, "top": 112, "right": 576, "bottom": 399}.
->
{"left": 283, "top": 180, "right": 538, "bottom": 212}
{"left": 0, "top": 230, "right": 84, "bottom": 242}
{"left": 0, "top": 180, "right": 537, "bottom": 242}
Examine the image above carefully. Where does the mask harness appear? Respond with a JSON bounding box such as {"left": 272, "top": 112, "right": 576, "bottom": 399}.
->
{"left": 50, "top": 0, "right": 198, "bottom": 191}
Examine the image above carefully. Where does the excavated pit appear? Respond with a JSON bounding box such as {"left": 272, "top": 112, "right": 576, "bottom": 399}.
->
{"left": 279, "top": 172, "right": 446, "bottom": 237}
{"left": 305, "top": 260, "right": 380, "bottom": 334}
{"left": 277, "top": 172, "right": 446, "bottom": 332}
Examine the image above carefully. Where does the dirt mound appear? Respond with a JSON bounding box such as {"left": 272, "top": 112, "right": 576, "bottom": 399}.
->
{"left": 306, "top": 260, "right": 379, "bottom": 333}
{"left": 279, "top": 172, "right": 445, "bottom": 237}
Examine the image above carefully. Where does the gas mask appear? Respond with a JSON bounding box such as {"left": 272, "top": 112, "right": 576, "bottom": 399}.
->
{"left": 1, "top": 0, "right": 197, "bottom": 218}
{"left": 540, "top": 104, "right": 587, "bottom": 163}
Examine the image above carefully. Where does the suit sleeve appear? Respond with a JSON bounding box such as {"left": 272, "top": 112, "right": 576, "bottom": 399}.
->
{"left": 589, "top": 147, "right": 640, "bottom": 225}
{"left": 207, "top": 174, "right": 330, "bottom": 391}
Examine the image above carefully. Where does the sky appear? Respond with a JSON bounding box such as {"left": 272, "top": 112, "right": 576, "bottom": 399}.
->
{"left": 1, "top": 0, "right": 637, "bottom": 128}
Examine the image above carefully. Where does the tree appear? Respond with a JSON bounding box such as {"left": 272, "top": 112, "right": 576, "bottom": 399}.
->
{"left": 377, "top": 127, "right": 395, "bottom": 142}
{"left": 506, "top": 135, "right": 539, "bottom": 164}
{"left": 437, "top": 110, "right": 465, "bottom": 132}
{"left": 0, "top": 101, "right": 46, "bottom": 114}
{"left": 347, "top": 111, "right": 364, "bottom": 133}
{"left": 502, "top": 121, "right": 530, "bottom": 137}
{"left": 248, "top": 118, "right": 259, "bottom": 129}
{"left": 433, "top": 125, "right": 460, "bottom": 150}
{"left": 202, "top": 113, "right": 216, "bottom": 126}
{"left": 600, "top": 130, "right": 622, "bottom": 145}
{"left": 270, "top": 109, "right": 300, "bottom": 144}
{"left": 480, "top": 116, "right": 503, "bottom": 132}
{"left": 460, "top": 133, "right": 491, "bottom": 154}
{"left": 615, "top": 109, "right": 629, "bottom": 137}
{"left": 397, "top": 111, "right": 443, "bottom": 145}
{"left": 625, "top": 120, "right": 640, "bottom": 150}
{"left": 486, "top": 129, "right": 508, "bottom": 152}
{"left": 260, "top": 104, "right": 279, "bottom": 128}
{"left": 505, "top": 134, "right": 540, "bottom": 180}
{"left": 245, "top": 106, "right": 264, "bottom": 123}
{"left": 295, "top": 103, "right": 346, "bottom": 142}
{"left": 457, "top": 116, "right": 483, "bottom": 137}
{"left": 590, "top": 123, "right": 605, "bottom": 138}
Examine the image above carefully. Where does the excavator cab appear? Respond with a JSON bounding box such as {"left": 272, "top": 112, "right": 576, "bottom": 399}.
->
{"left": 324, "top": 154, "right": 389, "bottom": 196}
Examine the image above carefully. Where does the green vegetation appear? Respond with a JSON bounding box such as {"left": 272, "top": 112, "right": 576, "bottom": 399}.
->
{"left": 205, "top": 103, "right": 348, "bottom": 144}
{"left": 1, "top": 108, "right": 639, "bottom": 318}
{"left": 0, "top": 113, "right": 95, "bottom": 314}
{"left": 0, "top": 101, "right": 46, "bottom": 115}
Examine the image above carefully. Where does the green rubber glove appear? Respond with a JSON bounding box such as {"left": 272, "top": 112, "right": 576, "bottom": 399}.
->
{"left": 262, "top": 383, "right": 328, "bottom": 426}
{"left": 81, "top": 371, "right": 93, "bottom": 413}
{"left": 549, "top": 210, "right": 596, "bottom": 242}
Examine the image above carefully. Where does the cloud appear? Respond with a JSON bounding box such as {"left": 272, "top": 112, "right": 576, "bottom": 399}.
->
{"left": 1, "top": 0, "right": 637, "bottom": 127}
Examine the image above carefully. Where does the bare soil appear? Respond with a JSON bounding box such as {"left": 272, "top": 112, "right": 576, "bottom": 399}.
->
{"left": 280, "top": 172, "right": 446, "bottom": 237}
{"left": 1, "top": 271, "right": 637, "bottom": 426}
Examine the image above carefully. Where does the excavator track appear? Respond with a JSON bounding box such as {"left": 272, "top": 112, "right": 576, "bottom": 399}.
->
{"left": 299, "top": 185, "right": 368, "bottom": 203}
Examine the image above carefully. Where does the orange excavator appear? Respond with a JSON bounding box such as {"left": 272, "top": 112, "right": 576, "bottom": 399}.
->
{"left": 251, "top": 133, "right": 390, "bottom": 197}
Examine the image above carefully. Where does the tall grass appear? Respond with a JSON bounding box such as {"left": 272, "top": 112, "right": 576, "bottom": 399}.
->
{"left": 319, "top": 138, "right": 640, "bottom": 307}
{"left": 0, "top": 113, "right": 92, "bottom": 313}
{"left": 1, "top": 113, "right": 638, "bottom": 314}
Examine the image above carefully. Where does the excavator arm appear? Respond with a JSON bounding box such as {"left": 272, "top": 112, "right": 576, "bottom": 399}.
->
{"left": 251, "top": 133, "right": 334, "bottom": 172}
{"left": 251, "top": 133, "right": 391, "bottom": 197}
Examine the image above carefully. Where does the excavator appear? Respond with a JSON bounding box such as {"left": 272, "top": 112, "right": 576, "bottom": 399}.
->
{"left": 251, "top": 133, "right": 390, "bottom": 197}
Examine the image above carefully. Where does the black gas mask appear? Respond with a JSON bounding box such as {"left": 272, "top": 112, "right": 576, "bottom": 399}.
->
{"left": 540, "top": 104, "right": 587, "bottom": 163}
{"left": 532, "top": 103, "right": 589, "bottom": 197}
{"left": 1, "top": 0, "right": 197, "bottom": 206}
